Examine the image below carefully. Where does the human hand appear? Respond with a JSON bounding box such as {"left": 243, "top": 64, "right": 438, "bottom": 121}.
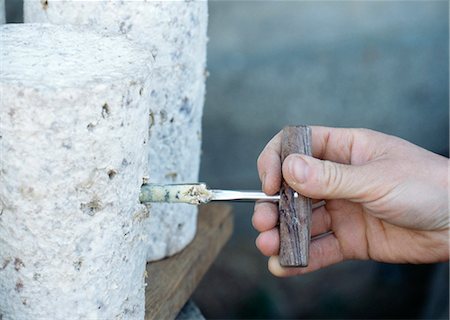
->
{"left": 253, "top": 126, "right": 449, "bottom": 276}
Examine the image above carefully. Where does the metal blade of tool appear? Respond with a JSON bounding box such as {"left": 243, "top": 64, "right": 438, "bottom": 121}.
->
{"left": 210, "top": 189, "right": 279, "bottom": 201}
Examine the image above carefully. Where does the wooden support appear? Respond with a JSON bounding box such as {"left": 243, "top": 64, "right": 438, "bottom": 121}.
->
{"left": 145, "top": 204, "right": 233, "bottom": 320}
{"left": 279, "top": 125, "right": 313, "bottom": 267}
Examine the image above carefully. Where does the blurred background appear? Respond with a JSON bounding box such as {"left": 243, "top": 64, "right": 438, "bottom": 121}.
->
{"left": 194, "top": 1, "right": 449, "bottom": 319}
{"left": 5, "top": 1, "right": 449, "bottom": 318}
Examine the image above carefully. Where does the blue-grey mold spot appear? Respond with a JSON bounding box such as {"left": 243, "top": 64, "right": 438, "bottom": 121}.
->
{"left": 41, "top": 0, "right": 48, "bottom": 10}
{"left": 15, "top": 279, "right": 24, "bottom": 292}
{"left": 87, "top": 123, "right": 95, "bottom": 132}
{"left": 73, "top": 259, "right": 83, "bottom": 271}
{"left": 108, "top": 169, "right": 117, "bottom": 180}
{"left": 14, "top": 258, "right": 24, "bottom": 271}
{"left": 180, "top": 97, "right": 192, "bottom": 116}
{"left": 80, "top": 199, "right": 102, "bottom": 216}
{"left": 1, "top": 259, "right": 11, "bottom": 270}
{"left": 101, "top": 103, "right": 110, "bottom": 119}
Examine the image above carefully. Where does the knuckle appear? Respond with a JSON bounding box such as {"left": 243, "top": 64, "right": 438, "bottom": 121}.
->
{"left": 355, "top": 127, "right": 375, "bottom": 137}
{"left": 354, "top": 128, "right": 377, "bottom": 147}
{"left": 321, "top": 160, "right": 344, "bottom": 196}
{"left": 322, "top": 210, "right": 332, "bottom": 230}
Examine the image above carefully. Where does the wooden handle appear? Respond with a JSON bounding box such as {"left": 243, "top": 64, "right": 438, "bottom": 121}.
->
{"left": 279, "top": 125, "right": 312, "bottom": 267}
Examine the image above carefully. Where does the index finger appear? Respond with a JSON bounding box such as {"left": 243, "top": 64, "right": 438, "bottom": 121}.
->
{"left": 257, "top": 131, "right": 282, "bottom": 195}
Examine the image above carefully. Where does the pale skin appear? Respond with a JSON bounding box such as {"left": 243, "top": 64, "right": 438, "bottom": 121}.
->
{"left": 253, "top": 126, "right": 449, "bottom": 277}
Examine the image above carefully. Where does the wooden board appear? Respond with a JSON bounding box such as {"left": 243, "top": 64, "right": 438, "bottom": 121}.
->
{"left": 145, "top": 204, "right": 233, "bottom": 320}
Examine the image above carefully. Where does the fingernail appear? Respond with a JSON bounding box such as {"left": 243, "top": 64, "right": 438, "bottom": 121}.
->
{"left": 288, "top": 156, "right": 308, "bottom": 184}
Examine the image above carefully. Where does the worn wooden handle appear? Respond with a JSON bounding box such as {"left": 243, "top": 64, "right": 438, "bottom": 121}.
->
{"left": 279, "top": 125, "right": 312, "bottom": 267}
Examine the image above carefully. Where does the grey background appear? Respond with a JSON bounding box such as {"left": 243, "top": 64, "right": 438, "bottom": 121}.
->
{"left": 195, "top": 1, "right": 449, "bottom": 319}
{"left": 201, "top": 1, "right": 448, "bottom": 191}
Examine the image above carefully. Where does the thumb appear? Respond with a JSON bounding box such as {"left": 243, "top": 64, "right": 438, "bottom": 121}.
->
{"left": 282, "top": 154, "right": 371, "bottom": 201}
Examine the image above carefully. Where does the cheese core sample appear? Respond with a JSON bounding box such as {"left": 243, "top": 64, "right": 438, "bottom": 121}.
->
{"left": 140, "top": 184, "right": 213, "bottom": 205}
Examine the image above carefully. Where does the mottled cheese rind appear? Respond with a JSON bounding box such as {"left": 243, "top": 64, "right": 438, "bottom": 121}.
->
{"left": 24, "top": 0, "right": 208, "bottom": 262}
{"left": 0, "top": 24, "right": 150, "bottom": 320}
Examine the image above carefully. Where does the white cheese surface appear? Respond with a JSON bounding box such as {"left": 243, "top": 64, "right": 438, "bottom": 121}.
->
{"left": 0, "top": 24, "right": 150, "bottom": 320}
{"left": 24, "top": 0, "right": 209, "bottom": 263}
